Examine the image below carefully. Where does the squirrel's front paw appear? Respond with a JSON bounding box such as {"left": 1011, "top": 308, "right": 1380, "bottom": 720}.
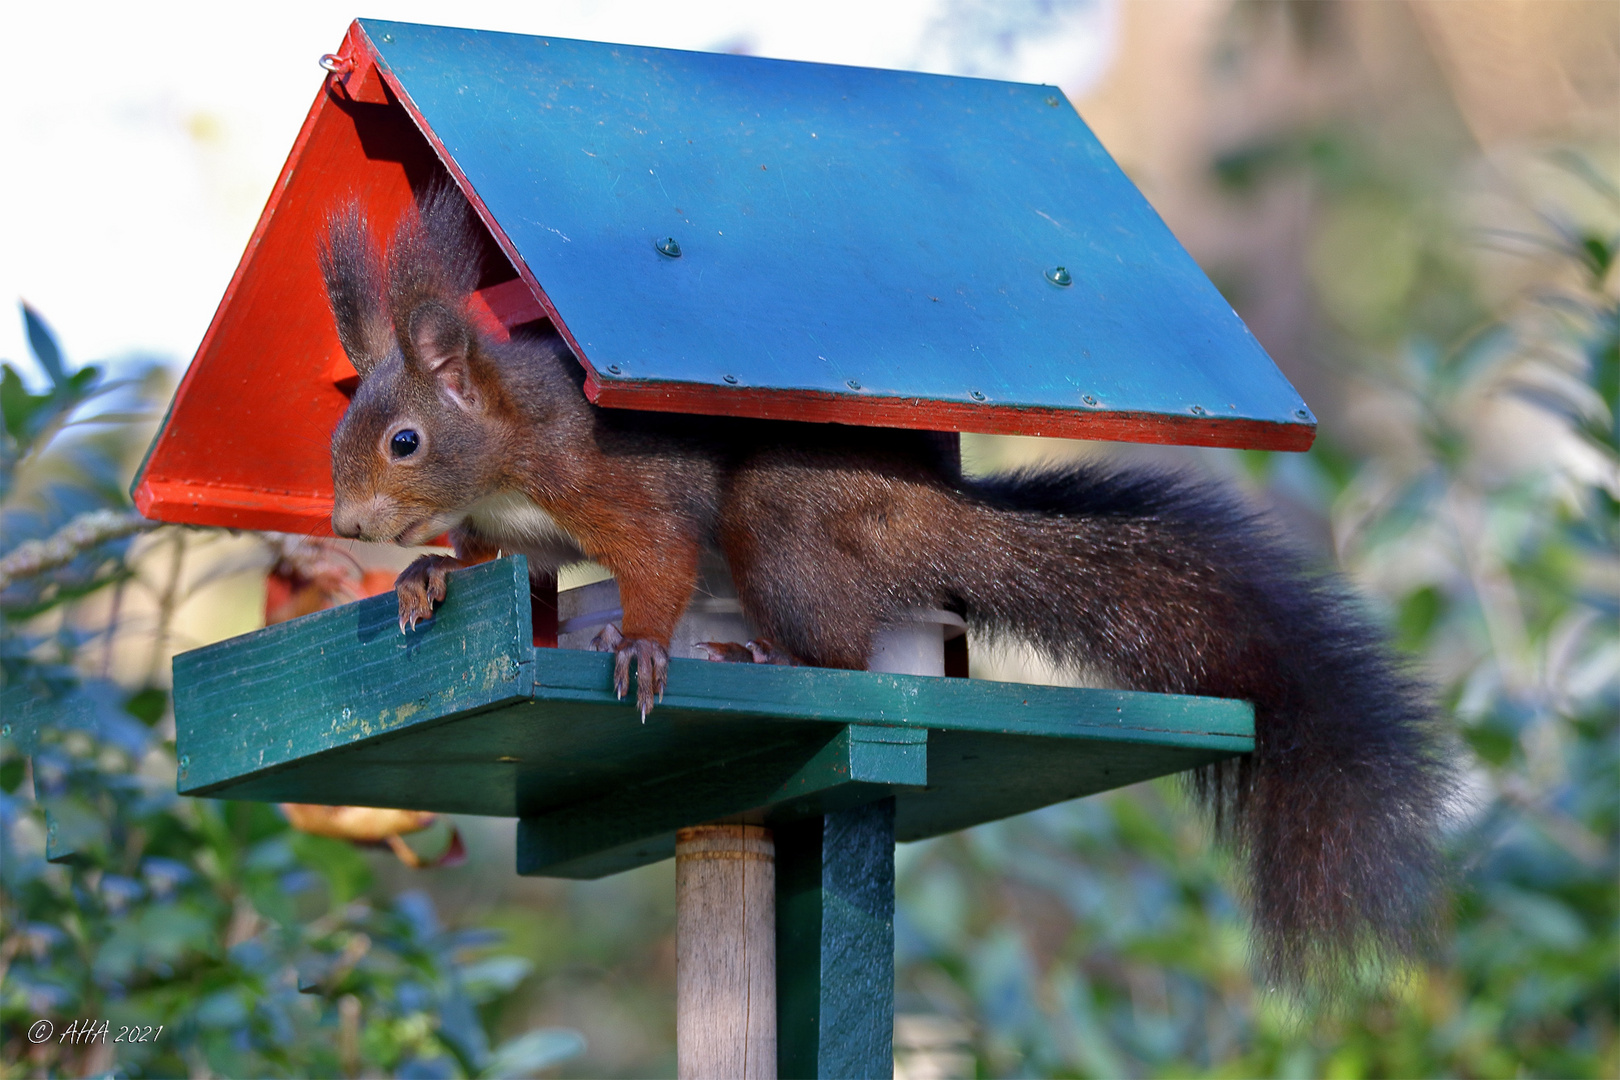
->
{"left": 593, "top": 624, "right": 669, "bottom": 720}
{"left": 395, "top": 555, "right": 459, "bottom": 633}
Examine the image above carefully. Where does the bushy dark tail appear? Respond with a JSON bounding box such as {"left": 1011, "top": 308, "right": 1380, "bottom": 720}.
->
{"left": 952, "top": 462, "right": 1456, "bottom": 993}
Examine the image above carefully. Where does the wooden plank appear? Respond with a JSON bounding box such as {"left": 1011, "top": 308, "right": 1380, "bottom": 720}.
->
{"left": 127, "top": 20, "right": 550, "bottom": 535}
{"left": 578, "top": 380, "right": 1316, "bottom": 451}
{"left": 776, "top": 800, "right": 896, "bottom": 1079}
{"left": 173, "top": 557, "right": 533, "bottom": 793}
{"left": 516, "top": 724, "right": 926, "bottom": 878}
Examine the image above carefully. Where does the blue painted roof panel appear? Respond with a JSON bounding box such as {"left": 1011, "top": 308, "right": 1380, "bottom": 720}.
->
{"left": 365, "top": 20, "right": 1312, "bottom": 436}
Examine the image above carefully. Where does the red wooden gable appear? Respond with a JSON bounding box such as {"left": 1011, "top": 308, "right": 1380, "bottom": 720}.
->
{"left": 133, "top": 25, "right": 549, "bottom": 533}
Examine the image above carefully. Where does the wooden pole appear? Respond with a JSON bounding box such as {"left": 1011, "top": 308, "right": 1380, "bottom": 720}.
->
{"left": 677, "top": 824, "right": 776, "bottom": 1078}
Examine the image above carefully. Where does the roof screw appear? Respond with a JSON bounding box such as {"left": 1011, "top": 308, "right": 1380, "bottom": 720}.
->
{"left": 606, "top": 364, "right": 622, "bottom": 375}
{"left": 1189, "top": 404, "right": 1207, "bottom": 415}
{"left": 0, "top": 724, "right": 10, "bottom": 738}
{"left": 846, "top": 379, "right": 861, "bottom": 390}
{"left": 381, "top": 33, "right": 394, "bottom": 43}
{"left": 1045, "top": 96, "right": 1060, "bottom": 107}
{"left": 655, "top": 236, "right": 682, "bottom": 258}
{"left": 178, "top": 754, "right": 190, "bottom": 774}
{"left": 723, "top": 374, "right": 739, "bottom": 384}
{"left": 970, "top": 389, "right": 987, "bottom": 401}
{"left": 1082, "top": 394, "right": 1098, "bottom": 406}
{"left": 1045, "top": 266, "right": 1072, "bottom": 287}
{"left": 1294, "top": 408, "right": 1311, "bottom": 420}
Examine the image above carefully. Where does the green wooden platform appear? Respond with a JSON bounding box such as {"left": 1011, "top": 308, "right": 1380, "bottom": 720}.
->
{"left": 173, "top": 557, "right": 1253, "bottom": 878}
{"left": 166, "top": 555, "right": 1254, "bottom": 1076}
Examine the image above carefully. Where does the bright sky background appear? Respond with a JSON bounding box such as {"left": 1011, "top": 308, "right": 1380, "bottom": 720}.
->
{"left": 0, "top": 0, "right": 1118, "bottom": 384}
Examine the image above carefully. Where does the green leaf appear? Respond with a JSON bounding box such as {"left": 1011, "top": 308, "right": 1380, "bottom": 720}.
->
{"left": 194, "top": 988, "right": 251, "bottom": 1028}
{"left": 1, "top": 363, "right": 51, "bottom": 444}
{"left": 1579, "top": 233, "right": 1614, "bottom": 281}
{"left": 1395, "top": 586, "right": 1446, "bottom": 652}
{"left": 287, "top": 831, "right": 373, "bottom": 906}
{"left": 479, "top": 1029, "right": 586, "bottom": 1079}
{"left": 66, "top": 365, "right": 100, "bottom": 394}
{"left": 22, "top": 302, "right": 67, "bottom": 387}
{"left": 125, "top": 687, "right": 169, "bottom": 726}
{"left": 93, "top": 902, "right": 219, "bottom": 982}
{"left": 0, "top": 757, "right": 25, "bottom": 793}
{"left": 458, "top": 956, "right": 534, "bottom": 1004}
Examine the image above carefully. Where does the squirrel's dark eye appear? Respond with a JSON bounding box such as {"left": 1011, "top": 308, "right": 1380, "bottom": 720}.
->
{"left": 390, "top": 430, "right": 420, "bottom": 458}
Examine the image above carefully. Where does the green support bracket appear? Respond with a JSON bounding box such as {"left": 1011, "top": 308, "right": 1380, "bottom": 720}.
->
{"left": 518, "top": 724, "right": 925, "bottom": 878}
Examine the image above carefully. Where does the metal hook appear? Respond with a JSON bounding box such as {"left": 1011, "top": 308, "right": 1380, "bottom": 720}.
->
{"left": 319, "top": 53, "right": 353, "bottom": 76}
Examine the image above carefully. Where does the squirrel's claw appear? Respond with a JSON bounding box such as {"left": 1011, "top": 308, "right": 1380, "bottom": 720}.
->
{"left": 595, "top": 625, "right": 668, "bottom": 719}
{"left": 697, "top": 641, "right": 755, "bottom": 663}
{"left": 696, "top": 638, "right": 804, "bottom": 666}
{"left": 395, "top": 554, "right": 457, "bottom": 634}
{"left": 626, "top": 638, "right": 669, "bottom": 720}
{"left": 590, "top": 622, "right": 625, "bottom": 654}
{"left": 746, "top": 638, "right": 804, "bottom": 666}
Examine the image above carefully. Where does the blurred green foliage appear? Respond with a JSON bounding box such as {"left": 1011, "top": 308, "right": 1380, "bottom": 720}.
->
{"left": 7, "top": 155, "right": 1612, "bottom": 1079}
{"left": 893, "top": 148, "right": 1619, "bottom": 1077}
{"left": 4, "top": 24, "right": 1616, "bottom": 1079}
{"left": 0, "top": 314, "right": 582, "bottom": 1078}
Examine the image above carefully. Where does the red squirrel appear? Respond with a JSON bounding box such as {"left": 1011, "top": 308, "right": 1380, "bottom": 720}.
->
{"left": 325, "top": 189, "right": 1454, "bottom": 992}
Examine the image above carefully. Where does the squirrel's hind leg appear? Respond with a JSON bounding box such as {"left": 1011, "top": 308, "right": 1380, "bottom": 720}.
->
{"left": 719, "top": 458, "right": 961, "bottom": 669}
{"left": 718, "top": 523, "right": 885, "bottom": 672}
{"left": 720, "top": 544, "right": 875, "bottom": 670}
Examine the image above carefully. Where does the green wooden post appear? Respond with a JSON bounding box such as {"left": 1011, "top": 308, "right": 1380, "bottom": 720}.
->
{"left": 776, "top": 799, "right": 896, "bottom": 1079}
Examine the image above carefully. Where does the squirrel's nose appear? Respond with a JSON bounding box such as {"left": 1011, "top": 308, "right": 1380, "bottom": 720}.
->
{"left": 331, "top": 508, "right": 362, "bottom": 540}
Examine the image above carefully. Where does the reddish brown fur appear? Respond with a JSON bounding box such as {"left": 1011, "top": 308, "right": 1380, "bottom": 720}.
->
{"left": 325, "top": 188, "right": 1454, "bottom": 994}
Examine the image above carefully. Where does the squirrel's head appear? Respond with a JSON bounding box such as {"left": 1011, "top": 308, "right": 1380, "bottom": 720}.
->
{"left": 322, "top": 189, "right": 509, "bottom": 545}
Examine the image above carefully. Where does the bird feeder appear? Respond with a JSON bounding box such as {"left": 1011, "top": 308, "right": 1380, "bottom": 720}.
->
{"left": 136, "top": 19, "right": 1308, "bottom": 1077}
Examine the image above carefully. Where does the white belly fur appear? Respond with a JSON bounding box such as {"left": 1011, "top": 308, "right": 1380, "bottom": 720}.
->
{"left": 462, "top": 490, "right": 585, "bottom": 569}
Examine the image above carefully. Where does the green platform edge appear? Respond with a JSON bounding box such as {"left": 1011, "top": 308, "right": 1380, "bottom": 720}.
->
{"left": 173, "top": 556, "right": 1253, "bottom": 878}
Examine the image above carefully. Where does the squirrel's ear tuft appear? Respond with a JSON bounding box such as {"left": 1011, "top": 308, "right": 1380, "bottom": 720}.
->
{"left": 387, "top": 183, "right": 483, "bottom": 359}
{"left": 319, "top": 206, "right": 391, "bottom": 378}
